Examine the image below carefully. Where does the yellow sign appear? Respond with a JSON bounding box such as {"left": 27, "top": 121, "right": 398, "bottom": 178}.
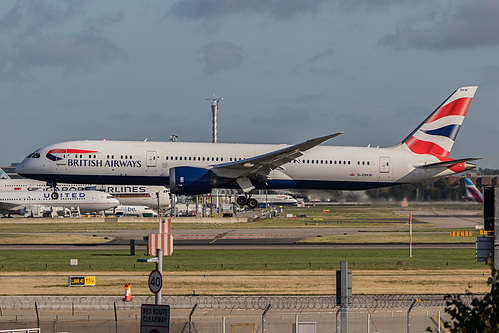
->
{"left": 68, "top": 276, "right": 96, "bottom": 287}
{"left": 449, "top": 231, "right": 472, "bottom": 237}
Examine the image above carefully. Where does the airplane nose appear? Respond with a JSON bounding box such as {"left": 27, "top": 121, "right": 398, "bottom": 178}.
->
{"left": 15, "top": 162, "right": 24, "bottom": 175}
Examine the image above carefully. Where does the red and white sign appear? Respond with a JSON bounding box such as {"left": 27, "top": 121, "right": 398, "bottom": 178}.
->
{"left": 148, "top": 233, "right": 173, "bottom": 256}
{"left": 148, "top": 218, "right": 173, "bottom": 256}
{"left": 148, "top": 270, "right": 163, "bottom": 294}
{"left": 159, "top": 218, "right": 171, "bottom": 234}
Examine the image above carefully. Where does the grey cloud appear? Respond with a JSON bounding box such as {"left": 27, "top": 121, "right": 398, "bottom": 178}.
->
{"left": 339, "top": 0, "right": 416, "bottom": 12}
{"left": 198, "top": 41, "right": 243, "bottom": 74}
{"left": 0, "top": 1, "right": 84, "bottom": 36}
{"left": 12, "top": 31, "right": 125, "bottom": 73}
{"left": 379, "top": 0, "right": 499, "bottom": 50}
{"left": 294, "top": 47, "right": 334, "bottom": 74}
{"left": 169, "top": 0, "right": 327, "bottom": 21}
{"left": 480, "top": 65, "right": 499, "bottom": 87}
{"left": 0, "top": 1, "right": 125, "bottom": 82}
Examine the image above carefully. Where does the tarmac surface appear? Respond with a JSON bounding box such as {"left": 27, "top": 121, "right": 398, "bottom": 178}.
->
{"left": 0, "top": 209, "right": 482, "bottom": 250}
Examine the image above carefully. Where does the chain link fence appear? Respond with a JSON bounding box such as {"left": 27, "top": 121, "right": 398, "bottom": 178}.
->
{"left": 0, "top": 295, "right": 478, "bottom": 332}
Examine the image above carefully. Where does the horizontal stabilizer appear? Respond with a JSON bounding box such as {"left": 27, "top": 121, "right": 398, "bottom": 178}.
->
{"left": 415, "top": 157, "right": 481, "bottom": 169}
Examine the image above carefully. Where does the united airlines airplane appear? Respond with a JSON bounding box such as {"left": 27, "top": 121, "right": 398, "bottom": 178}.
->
{"left": 0, "top": 190, "right": 119, "bottom": 217}
{"left": 0, "top": 177, "right": 171, "bottom": 209}
{"left": 16, "top": 86, "right": 479, "bottom": 208}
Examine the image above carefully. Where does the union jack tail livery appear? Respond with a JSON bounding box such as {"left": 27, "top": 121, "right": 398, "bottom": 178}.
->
{"left": 402, "top": 86, "right": 477, "bottom": 158}
{"left": 462, "top": 178, "right": 483, "bottom": 203}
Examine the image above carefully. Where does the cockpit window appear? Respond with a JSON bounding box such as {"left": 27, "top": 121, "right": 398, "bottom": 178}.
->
{"left": 27, "top": 153, "right": 40, "bottom": 158}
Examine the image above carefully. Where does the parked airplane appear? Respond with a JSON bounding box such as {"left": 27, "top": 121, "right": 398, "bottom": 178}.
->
{"left": 462, "top": 178, "right": 483, "bottom": 203}
{"left": 0, "top": 169, "right": 10, "bottom": 180}
{"left": 16, "top": 86, "right": 479, "bottom": 208}
{"left": 0, "top": 177, "right": 170, "bottom": 209}
{"left": 249, "top": 194, "right": 298, "bottom": 207}
{"left": 96, "top": 185, "right": 171, "bottom": 208}
{"left": 0, "top": 190, "right": 119, "bottom": 217}
{"left": 105, "top": 205, "right": 158, "bottom": 217}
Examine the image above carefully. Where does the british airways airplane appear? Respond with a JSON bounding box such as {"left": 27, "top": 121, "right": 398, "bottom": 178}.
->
{"left": 16, "top": 86, "right": 479, "bottom": 208}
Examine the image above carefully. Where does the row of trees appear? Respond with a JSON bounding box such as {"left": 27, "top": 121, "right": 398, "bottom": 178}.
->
{"left": 366, "top": 178, "right": 465, "bottom": 202}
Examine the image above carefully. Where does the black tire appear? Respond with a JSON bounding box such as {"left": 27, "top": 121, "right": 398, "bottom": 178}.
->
{"left": 236, "top": 196, "right": 247, "bottom": 207}
{"left": 247, "top": 198, "right": 258, "bottom": 209}
{"left": 51, "top": 192, "right": 59, "bottom": 200}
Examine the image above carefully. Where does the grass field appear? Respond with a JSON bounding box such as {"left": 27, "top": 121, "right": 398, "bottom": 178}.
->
{"left": 0, "top": 248, "right": 484, "bottom": 272}
{"left": 0, "top": 248, "right": 490, "bottom": 295}
{"left": 0, "top": 204, "right": 487, "bottom": 295}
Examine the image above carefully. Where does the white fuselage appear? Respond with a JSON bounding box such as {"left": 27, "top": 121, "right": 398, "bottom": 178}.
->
{"left": 105, "top": 205, "right": 158, "bottom": 217}
{"left": 251, "top": 194, "right": 298, "bottom": 206}
{"left": 0, "top": 190, "right": 119, "bottom": 214}
{"left": 0, "top": 179, "right": 170, "bottom": 208}
{"left": 16, "top": 140, "right": 462, "bottom": 191}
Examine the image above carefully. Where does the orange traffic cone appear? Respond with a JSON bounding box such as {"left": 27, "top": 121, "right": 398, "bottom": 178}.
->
{"left": 124, "top": 283, "right": 132, "bottom": 302}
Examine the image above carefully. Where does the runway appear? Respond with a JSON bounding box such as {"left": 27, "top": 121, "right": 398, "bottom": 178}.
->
{"left": 0, "top": 209, "right": 481, "bottom": 250}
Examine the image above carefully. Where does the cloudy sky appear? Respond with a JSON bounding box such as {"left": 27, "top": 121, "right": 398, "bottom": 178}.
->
{"left": 1, "top": 0, "right": 498, "bottom": 169}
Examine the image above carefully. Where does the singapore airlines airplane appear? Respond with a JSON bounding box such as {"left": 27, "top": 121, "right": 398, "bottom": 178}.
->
{"left": 0, "top": 190, "right": 119, "bottom": 217}
{"left": 16, "top": 86, "right": 479, "bottom": 208}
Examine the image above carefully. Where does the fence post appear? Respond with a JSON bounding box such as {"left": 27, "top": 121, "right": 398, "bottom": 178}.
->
{"left": 407, "top": 299, "right": 416, "bottom": 333}
{"left": 336, "top": 307, "right": 341, "bottom": 333}
{"left": 438, "top": 311, "right": 441, "bottom": 333}
{"left": 114, "top": 302, "right": 118, "bottom": 333}
{"left": 261, "top": 304, "right": 271, "bottom": 333}
{"left": 189, "top": 303, "right": 197, "bottom": 333}
{"left": 35, "top": 301, "right": 39, "bottom": 328}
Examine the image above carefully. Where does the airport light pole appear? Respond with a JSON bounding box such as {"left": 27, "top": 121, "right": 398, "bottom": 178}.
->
{"left": 207, "top": 96, "right": 223, "bottom": 214}
{"left": 206, "top": 97, "right": 223, "bottom": 144}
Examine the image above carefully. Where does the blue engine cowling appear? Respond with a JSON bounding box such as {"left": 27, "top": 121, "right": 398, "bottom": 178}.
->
{"left": 169, "top": 166, "right": 214, "bottom": 195}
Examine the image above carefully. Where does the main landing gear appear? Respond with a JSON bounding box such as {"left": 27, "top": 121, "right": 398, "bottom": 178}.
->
{"left": 47, "top": 182, "right": 59, "bottom": 200}
{"left": 236, "top": 195, "right": 258, "bottom": 209}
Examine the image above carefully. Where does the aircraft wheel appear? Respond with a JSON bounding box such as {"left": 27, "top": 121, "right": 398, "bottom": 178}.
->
{"left": 51, "top": 192, "right": 59, "bottom": 200}
{"left": 247, "top": 198, "right": 258, "bottom": 209}
{"left": 236, "top": 196, "right": 247, "bottom": 207}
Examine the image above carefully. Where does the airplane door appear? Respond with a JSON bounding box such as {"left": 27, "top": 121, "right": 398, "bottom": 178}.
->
{"left": 146, "top": 151, "right": 157, "bottom": 167}
{"left": 379, "top": 157, "right": 390, "bottom": 173}
{"left": 55, "top": 149, "right": 67, "bottom": 165}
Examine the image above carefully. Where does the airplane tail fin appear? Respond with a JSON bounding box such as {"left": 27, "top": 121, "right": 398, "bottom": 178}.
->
{"left": 0, "top": 168, "right": 10, "bottom": 180}
{"left": 462, "top": 177, "right": 483, "bottom": 203}
{"left": 401, "top": 86, "right": 477, "bottom": 158}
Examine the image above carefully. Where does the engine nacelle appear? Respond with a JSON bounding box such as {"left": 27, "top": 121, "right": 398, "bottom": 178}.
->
{"left": 169, "top": 166, "right": 214, "bottom": 195}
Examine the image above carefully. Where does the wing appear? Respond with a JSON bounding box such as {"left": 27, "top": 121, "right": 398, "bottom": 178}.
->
{"left": 0, "top": 202, "right": 23, "bottom": 212}
{"left": 415, "top": 157, "right": 481, "bottom": 169}
{"left": 212, "top": 132, "right": 343, "bottom": 192}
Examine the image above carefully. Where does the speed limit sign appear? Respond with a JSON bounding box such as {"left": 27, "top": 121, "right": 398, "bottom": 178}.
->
{"left": 148, "top": 269, "right": 163, "bottom": 294}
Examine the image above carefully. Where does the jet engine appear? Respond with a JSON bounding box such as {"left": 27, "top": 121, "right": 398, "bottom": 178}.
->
{"left": 169, "top": 166, "right": 214, "bottom": 195}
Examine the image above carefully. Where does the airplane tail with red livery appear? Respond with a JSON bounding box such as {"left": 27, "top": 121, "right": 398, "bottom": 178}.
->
{"left": 399, "top": 86, "right": 479, "bottom": 173}
{"left": 402, "top": 86, "right": 477, "bottom": 158}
